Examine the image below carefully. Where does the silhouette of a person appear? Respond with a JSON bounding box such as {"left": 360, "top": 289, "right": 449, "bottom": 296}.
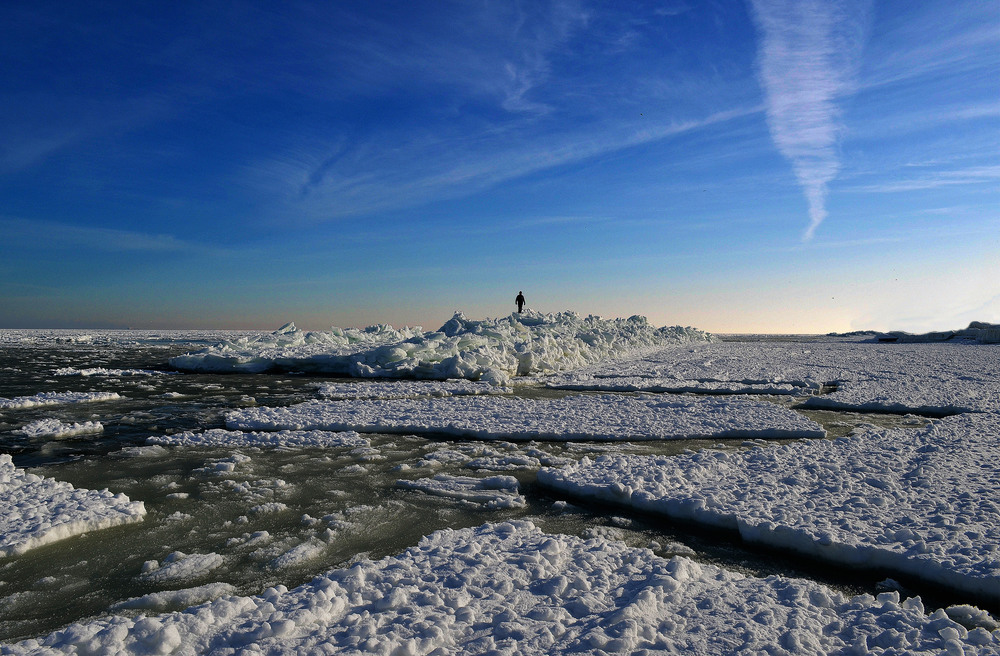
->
{"left": 515, "top": 291, "right": 525, "bottom": 314}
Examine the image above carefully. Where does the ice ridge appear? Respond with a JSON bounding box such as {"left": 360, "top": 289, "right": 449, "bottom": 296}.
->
{"left": 169, "top": 311, "right": 715, "bottom": 384}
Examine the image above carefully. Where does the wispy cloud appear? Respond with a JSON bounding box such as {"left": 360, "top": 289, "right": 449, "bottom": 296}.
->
{"left": 0, "top": 217, "right": 225, "bottom": 255}
{"left": 248, "top": 105, "right": 759, "bottom": 223}
{"left": 851, "top": 165, "right": 1000, "bottom": 193}
{"left": 748, "top": 0, "right": 872, "bottom": 240}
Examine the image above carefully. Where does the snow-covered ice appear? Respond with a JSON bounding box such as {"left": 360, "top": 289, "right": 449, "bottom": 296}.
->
{"left": 539, "top": 412, "right": 1000, "bottom": 604}
{"left": 147, "top": 428, "right": 370, "bottom": 449}
{"left": 395, "top": 474, "right": 526, "bottom": 509}
{"left": 14, "top": 419, "right": 104, "bottom": 439}
{"left": 548, "top": 376, "right": 809, "bottom": 395}
{"left": 3, "top": 521, "right": 996, "bottom": 655}
{"left": 546, "top": 338, "right": 1000, "bottom": 413}
{"left": 0, "top": 391, "right": 121, "bottom": 410}
{"left": 226, "top": 393, "right": 826, "bottom": 440}
{"left": 314, "top": 379, "right": 509, "bottom": 399}
{"left": 170, "top": 312, "right": 715, "bottom": 384}
{"left": 0, "top": 455, "right": 146, "bottom": 557}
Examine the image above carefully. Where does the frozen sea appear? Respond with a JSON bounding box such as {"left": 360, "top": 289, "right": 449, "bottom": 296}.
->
{"left": 0, "top": 314, "right": 997, "bottom": 654}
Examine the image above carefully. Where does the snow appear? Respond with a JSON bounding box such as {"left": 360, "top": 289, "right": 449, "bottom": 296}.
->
{"left": 147, "top": 428, "right": 370, "bottom": 449}
{"left": 314, "top": 379, "right": 509, "bottom": 399}
{"left": 0, "top": 455, "right": 146, "bottom": 557}
{"left": 395, "top": 474, "right": 526, "bottom": 509}
{"left": 538, "top": 412, "right": 1000, "bottom": 604}
{"left": 3, "top": 521, "right": 997, "bottom": 655}
{"left": 169, "top": 312, "right": 715, "bottom": 384}
{"left": 14, "top": 419, "right": 104, "bottom": 439}
{"left": 226, "top": 393, "right": 825, "bottom": 440}
{"left": 546, "top": 338, "right": 1000, "bottom": 414}
{"left": 0, "top": 391, "right": 121, "bottom": 410}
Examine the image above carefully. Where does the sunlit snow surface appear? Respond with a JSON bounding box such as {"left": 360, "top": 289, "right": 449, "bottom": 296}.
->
{"left": 540, "top": 412, "right": 1000, "bottom": 604}
{"left": 227, "top": 394, "right": 826, "bottom": 440}
{"left": 314, "top": 379, "right": 509, "bottom": 399}
{"left": 169, "top": 311, "right": 715, "bottom": 384}
{"left": 0, "top": 455, "right": 145, "bottom": 557}
{"left": 148, "top": 429, "right": 370, "bottom": 449}
{"left": 4, "top": 522, "right": 997, "bottom": 655}
{"left": 547, "top": 336, "right": 1000, "bottom": 414}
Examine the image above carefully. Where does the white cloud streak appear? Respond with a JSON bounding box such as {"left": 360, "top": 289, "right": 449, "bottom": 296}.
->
{"left": 749, "top": 0, "right": 871, "bottom": 240}
{"left": 0, "top": 217, "right": 224, "bottom": 255}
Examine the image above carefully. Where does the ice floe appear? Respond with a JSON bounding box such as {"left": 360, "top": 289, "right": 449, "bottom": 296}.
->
{"left": 314, "top": 379, "right": 509, "bottom": 399}
{"left": 547, "top": 338, "right": 1000, "bottom": 414}
{"left": 147, "top": 428, "right": 370, "bottom": 449}
{"left": 170, "top": 312, "right": 715, "bottom": 384}
{"left": 52, "top": 367, "right": 175, "bottom": 377}
{"left": 3, "top": 521, "right": 996, "bottom": 655}
{"left": 395, "top": 474, "right": 526, "bottom": 509}
{"left": 0, "top": 391, "right": 121, "bottom": 410}
{"left": 138, "top": 552, "right": 225, "bottom": 584}
{"left": 14, "top": 419, "right": 104, "bottom": 439}
{"left": 539, "top": 412, "right": 1000, "bottom": 604}
{"left": 226, "top": 393, "right": 825, "bottom": 440}
{"left": 111, "top": 583, "right": 237, "bottom": 612}
{"left": 0, "top": 455, "right": 146, "bottom": 557}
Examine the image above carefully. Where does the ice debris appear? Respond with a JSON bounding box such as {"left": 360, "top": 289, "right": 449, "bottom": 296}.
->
{"left": 14, "top": 419, "right": 104, "bottom": 439}
{"left": 0, "top": 391, "right": 121, "bottom": 410}
{"left": 395, "top": 474, "right": 526, "bottom": 509}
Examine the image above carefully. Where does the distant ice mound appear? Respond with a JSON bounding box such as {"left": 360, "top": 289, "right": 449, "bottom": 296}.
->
{"left": 169, "top": 311, "right": 716, "bottom": 384}
{"left": 877, "top": 321, "right": 1000, "bottom": 344}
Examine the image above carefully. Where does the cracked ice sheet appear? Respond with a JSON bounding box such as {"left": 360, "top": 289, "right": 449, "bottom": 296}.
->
{"left": 147, "top": 429, "right": 370, "bottom": 449}
{"left": 314, "top": 379, "right": 509, "bottom": 399}
{"left": 547, "top": 376, "right": 807, "bottom": 395}
{"left": 0, "top": 455, "right": 146, "bottom": 558}
{"left": 546, "top": 338, "right": 1000, "bottom": 414}
{"left": 4, "top": 521, "right": 998, "bottom": 655}
{"left": 539, "top": 412, "right": 1000, "bottom": 604}
{"left": 226, "top": 394, "right": 825, "bottom": 441}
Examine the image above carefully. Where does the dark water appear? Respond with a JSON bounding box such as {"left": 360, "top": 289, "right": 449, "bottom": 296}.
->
{"left": 0, "top": 333, "right": 948, "bottom": 642}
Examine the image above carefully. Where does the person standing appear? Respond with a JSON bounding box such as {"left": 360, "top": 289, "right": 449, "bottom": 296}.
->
{"left": 515, "top": 291, "right": 525, "bottom": 313}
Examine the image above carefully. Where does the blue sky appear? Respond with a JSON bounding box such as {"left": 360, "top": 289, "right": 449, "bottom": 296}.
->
{"left": 1, "top": 1, "right": 997, "bottom": 333}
